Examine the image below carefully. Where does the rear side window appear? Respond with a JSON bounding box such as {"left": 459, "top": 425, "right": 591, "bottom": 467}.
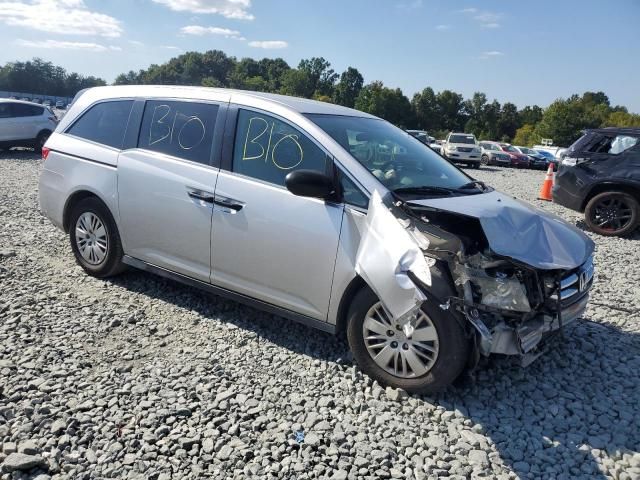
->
{"left": 232, "top": 109, "right": 330, "bottom": 187}
{"left": 67, "top": 100, "right": 133, "bottom": 149}
{"left": 11, "top": 103, "right": 44, "bottom": 117}
{"left": 138, "top": 100, "right": 219, "bottom": 165}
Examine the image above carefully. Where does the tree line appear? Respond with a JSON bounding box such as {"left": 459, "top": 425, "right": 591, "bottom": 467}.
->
{"left": 2, "top": 54, "right": 639, "bottom": 146}
{"left": 0, "top": 58, "right": 106, "bottom": 98}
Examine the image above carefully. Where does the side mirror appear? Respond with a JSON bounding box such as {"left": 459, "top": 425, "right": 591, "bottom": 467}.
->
{"left": 285, "top": 170, "right": 335, "bottom": 200}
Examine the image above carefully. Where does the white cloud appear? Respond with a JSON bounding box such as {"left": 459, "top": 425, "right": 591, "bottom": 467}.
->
{"left": 435, "top": 24, "right": 450, "bottom": 31}
{"left": 180, "top": 25, "right": 244, "bottom": 39}
{"left": 128, "top": 40, "right": 144, "bottom": 47}
{"left": 0, "top": 0, "right": 122, "bottom": 37}
{"left": 162, "top": 45, "right": 183, "bottom": 51}
{"left": 459, "top": 7, "right": 503, "bottom": 28}
{"left": 15, "top": 38, "right": 121, "bottom": 52}
{"left": 479, "top": 50, "right": 504, "bottom": 59}
{"left": 152, "top": 0, "right": 254, "bottom": 20}
{"left": 248, "top": 40, "right": 287, "bottom": 49}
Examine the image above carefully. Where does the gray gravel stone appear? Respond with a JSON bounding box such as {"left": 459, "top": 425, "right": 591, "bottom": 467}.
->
{"left": 2, "top": 452, "right": 47, "bottom": 472}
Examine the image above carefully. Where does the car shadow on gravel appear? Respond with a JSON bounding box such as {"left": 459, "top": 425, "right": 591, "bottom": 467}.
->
{"left": 107, "top": 270, "right": 353, "bottom": 360}
{"left": 0, "top": 149, "right": 40, "bottom": 160}
{"left": 442, "top": 320, "right": 640, "bottom": 478}
{"left": 574, "top": 219, "right": 640, "bottom": 241}
{"left": 108, "top": 270, "right": 638, "bottom": 478}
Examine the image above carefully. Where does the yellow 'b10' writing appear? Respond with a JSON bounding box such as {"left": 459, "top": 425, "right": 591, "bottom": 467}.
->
{"left": 242, "top": 116, "right": 304, "bottom": 170}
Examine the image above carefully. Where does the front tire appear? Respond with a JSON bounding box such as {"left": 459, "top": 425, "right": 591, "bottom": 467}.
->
{"left": 346, "top": 287, "right": 469, "bottom": 394}
{"left": 481, "top": 154, "right": 489, "bottom": 166}
{"left": 584, "top": 191, "right": 639, "bottom": 236}
{"left": 69, "top": 197, "right": 126, "bottom": 277}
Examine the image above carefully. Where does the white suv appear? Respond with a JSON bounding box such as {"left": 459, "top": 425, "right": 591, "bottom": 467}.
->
{"left": 0, "top": 99, "right": 58, "bottom": 151}
{"left": 442, "top": 132, "right": 482, "bottom": 168}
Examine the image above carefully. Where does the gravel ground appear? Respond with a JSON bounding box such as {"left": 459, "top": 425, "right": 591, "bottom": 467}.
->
{"left": 1, "top": 153, "right": 639, "bottom": 480}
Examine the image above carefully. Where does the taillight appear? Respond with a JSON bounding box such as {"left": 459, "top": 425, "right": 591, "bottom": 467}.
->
{"left": 42, "top": 147, "right": 50, "bottom": 160}
{"left": 48, "top": 116, "right": 58, "bottom": 123}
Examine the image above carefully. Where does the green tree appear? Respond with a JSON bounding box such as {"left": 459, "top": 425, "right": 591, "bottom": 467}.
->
{"left": 411, "top": 87, "right": 440, "bottom": 132}
{"left": 605, "top": 111, "right": 640, "bottom": 127}
{"left": 518, "top": 105, "right": 543, "bottom": 126}
{"left": 333, "top": 67, "right": 363, "bottom": 108}
{"left": 497, "top": 102, "right": 520, "bottom": 141}
{"left": 279, "top": 69, "right": 314, "bottom": 98}
{"left": 355, "top": 81, "right": 413, "bottom": 128}
{"left": 298, "top": 57, "right": 338, "bottom": 97}
{"left": 436, "top": 90, "right": 466, "bottom": 132}
{"left": 512, "top": 124, "right": 539, "bottom": 146}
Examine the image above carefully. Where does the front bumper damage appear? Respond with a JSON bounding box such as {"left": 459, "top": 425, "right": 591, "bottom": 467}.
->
{"left": 355, "top": 189, "right": 596, "bottom": 367}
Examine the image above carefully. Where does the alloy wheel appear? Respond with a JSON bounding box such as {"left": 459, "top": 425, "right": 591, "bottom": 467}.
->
{"left": 362, "top": 302, "right": 439, "bottom": 378}
{"left": 590, "top": 195, "right": 634, "bottom": 233}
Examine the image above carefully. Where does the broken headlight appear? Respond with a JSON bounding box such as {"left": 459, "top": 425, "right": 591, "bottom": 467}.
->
{"left": 477, "top": 273, "right": 531, "bottom": 312}
{"left": 454, "top": 262, "right": 531, "bottom": 313}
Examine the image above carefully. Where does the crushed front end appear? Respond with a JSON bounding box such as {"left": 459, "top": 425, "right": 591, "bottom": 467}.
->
{"left": 402, "top": 190, "right": 596, "bottom": 366}
{"left": 451, "top": 252, "right": 594, "bottom": 365}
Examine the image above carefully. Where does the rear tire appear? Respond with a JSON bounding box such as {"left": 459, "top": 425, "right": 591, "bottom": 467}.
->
{"left": 35, "top": 131, "right": 50, "bottom": 153}
{"left": 584, "top": 191, "right": 639, "bottom": 237}
{"left": 69, "top": 197, "right": 126, "bottom": 278}
{"left": 346, "top": 287, "right": 469, "bottom": 394}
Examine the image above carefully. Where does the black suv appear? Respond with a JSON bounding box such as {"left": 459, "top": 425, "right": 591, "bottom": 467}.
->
{"left": 553, "top": 127, "right": 640, "bottom": 236}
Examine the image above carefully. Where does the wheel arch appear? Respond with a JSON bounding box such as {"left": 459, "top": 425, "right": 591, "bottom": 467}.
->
{"left": 335, "top": 275, "right": 368, "bottom": 339}
{"left": 581, "top": 181, "right": 640, "bottom": 210}
{"left": 62, "top": 190, "right": 112, "bottom": 233}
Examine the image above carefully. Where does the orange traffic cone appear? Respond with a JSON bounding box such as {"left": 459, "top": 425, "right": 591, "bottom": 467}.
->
{"left": 538, "top": 164, "right": 555, "bottom": 201}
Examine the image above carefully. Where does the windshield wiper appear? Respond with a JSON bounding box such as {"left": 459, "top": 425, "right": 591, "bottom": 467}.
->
{"left": 392, "top": 186, "right": 455, "bottom": 196}
{"left": 456, "top": 180, "right": 488, "bottom": 192}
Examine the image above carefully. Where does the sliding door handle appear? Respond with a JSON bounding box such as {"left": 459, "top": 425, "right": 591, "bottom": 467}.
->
{"left": 214, "top": 194, "right": 245, "bottom": 213}
{"left": 187, "top": 189, "right": 214, "bottom": 203}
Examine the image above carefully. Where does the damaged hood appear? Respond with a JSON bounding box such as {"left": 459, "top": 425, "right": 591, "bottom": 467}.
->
{"left": 409, "top": 190, "right": 595, "bottom": 270}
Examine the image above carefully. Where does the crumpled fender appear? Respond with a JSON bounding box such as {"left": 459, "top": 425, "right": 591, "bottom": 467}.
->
{"left": 354, "top": 191, "right": 432, "bottom": 323}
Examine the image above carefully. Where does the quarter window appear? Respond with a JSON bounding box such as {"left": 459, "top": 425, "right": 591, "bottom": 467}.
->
{"left": 232, "top": 109, "right": 329, "bottom": 187}
{"left": 67, "top": 100, "right": 133, "bottom": 149}
{"left": 11, "top": 103, "right": 43, "bottom": 117}
{"left": 138, "top": 100, "right": 219, "bottom": 164}
{"left": 339, "top": 172, "right": 369, "bottom": 209}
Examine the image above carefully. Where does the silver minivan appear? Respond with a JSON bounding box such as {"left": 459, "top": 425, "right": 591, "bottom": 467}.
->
{"left": 39, "top": 86, "right": 595, "bottom": 393}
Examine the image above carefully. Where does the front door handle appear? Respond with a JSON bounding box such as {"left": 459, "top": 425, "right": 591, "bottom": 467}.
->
{"left": 214, "top": 194, "right": 245, "bottom": 213}
{"left": 187, "top": 189, "right": 214, "bottom": 203}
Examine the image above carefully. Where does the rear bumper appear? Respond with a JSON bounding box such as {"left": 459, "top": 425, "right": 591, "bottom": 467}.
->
{"left": 552, "top": 166, "right": 588, "bottom": 212}
{"left": 39, "top": 168, "right": 66, "bottom": 230}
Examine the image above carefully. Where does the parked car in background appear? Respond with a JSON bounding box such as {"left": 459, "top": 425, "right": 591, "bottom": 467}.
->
{"left": 43, "top": 100, "right": 52, "bottom": 107}
{"left": 533, "top": 149, "right": 558, "bottom": 169}
{"left": 406, "top": 129, "right": 429, "bottom": 144}
{"left": 442, "top": 132, "right": 481, "bottom": 168}
{"left": 0, "top": 99, "right": 58, "bottom": 151}
{"left": 38, "top": 85, "right": 595, "bottom": 393}
{"left": 479, "top": 141, "right": 511, "bottom": 166}
{"left": 553, "top": 127, "right": 640, "bottom": 236}
{"left": 55, "top": 101, "right": 65, "bottom": 108}
{"left": 407, "top": 129, "right": 443, "bottom": 154}
{"left": 495, "top": 143, "right": 531, "bottom": 168}
{"left": 514, "top": 146, "right": 547, "bottom": 169}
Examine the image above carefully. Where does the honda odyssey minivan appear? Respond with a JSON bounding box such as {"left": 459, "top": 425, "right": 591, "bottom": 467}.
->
{"left": 39, "top": 86, "right": 595, "bottom": 393}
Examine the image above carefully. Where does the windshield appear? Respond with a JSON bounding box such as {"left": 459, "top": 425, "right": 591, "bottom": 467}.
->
{"left": 307, "top": 114, "right": 472, "bottom": 191}
{"left": 449, "top": 134, "right": 476, "bottom": 144}
{"left": 501, "top": 144, "right": 518, "bottom": 153}
{"left": 518, "top": 147, "right": 532, "bottom": 154}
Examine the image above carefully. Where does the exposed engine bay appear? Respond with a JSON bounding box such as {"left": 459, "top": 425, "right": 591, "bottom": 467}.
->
{"left": 355, "top": 189, "right": 596, "bottom": 367}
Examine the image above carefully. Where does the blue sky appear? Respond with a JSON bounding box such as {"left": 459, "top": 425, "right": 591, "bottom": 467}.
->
{"left": 0, "top": 0, "right": 638, "bottom": 112}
